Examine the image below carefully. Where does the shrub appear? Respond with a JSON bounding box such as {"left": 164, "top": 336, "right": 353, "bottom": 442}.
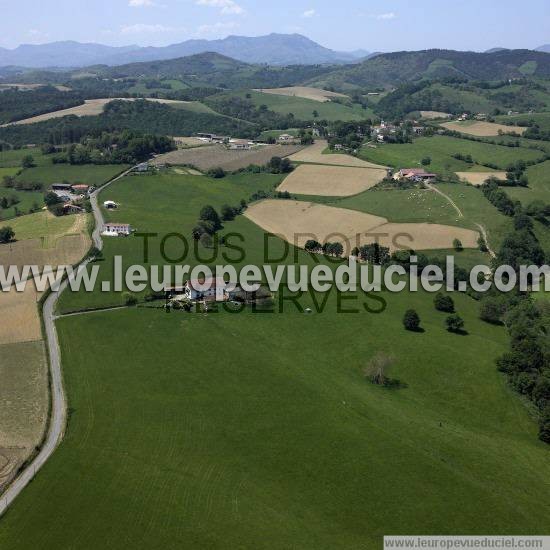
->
{"left": 0, "top": 226, "right": 15, "bottom": 243}
{"left": 123, "top": 292, "right": 138, "bottom": 306}
{"left": 434, "top": 293, "right": 455, "bottom": 313}
{"left": 403, "top": 309, "right": 421, "bottom": 331}
{"left": 445, "top": 314, "right": 465, "bottom": 333}
{"left": 453, "top": 238, "right": 463, "bottom": 251}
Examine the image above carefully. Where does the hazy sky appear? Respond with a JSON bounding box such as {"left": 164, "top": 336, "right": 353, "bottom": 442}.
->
{"left": 0, "top": 0, "right": 548, "bottom": 51}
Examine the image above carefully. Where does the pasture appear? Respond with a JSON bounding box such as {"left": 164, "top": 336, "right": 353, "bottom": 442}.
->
{"left": 441, "top": 120, "right": 527, "bottom": 137}
{"left": 0, "top": 188, "right": 44, "bottom": 220}
{"left": 455, "top": 171, "right": 507, "bottom": 186}
{"left": 0, "top": 340, "right": 48, "bottom": 492}
{"left": 420, "top": 111, "right": 452, "bottom": 119}
{"left": 244, "top": 199, "right": 479, "bottom": 252}
{"left": 277, "top": 164, "right": 386, "bottom": 196}
{"left": 495, "top": 112, "right": 550, "bottom": 132}
{"left": 505, "top": 160, "right": 550, "bottom": 204}
{"left": 1, "top": 166, "right": 547, "bottom": 548}
{"left": 254, "top": 86, "right": 348, "bottom": 102}
{"left": 2, "top": 287, "right": 550, "bottom": 547}
{"left": 358, "top": 135, "right": 544, "bottom": 173}
{"left": 0, "top": 149, "right": 48, "bottom": 168}
{"left": 230, "top": 90, "right": 371, "bottom": 121}
{"left": 151, "top": 144, "right": 303, "bottom": 172}
{"left": 290, "top": 140, "right": 386, "bottom": 168}
{"left": 15, "top": 164, "right": 128, "bottom": 188}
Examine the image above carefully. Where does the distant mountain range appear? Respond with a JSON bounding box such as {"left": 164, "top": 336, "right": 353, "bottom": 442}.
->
{"left": 536, "top": 44, "right": 550, "bottom": 53}
{"left": 0, "top": 34, "right": 369, "bottom": 68}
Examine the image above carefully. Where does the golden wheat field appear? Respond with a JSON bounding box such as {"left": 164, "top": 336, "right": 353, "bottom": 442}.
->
{"left": 253, "top": 86, "right": 348, "bottom": 102}
{"left": 441, "top": 121, "right": 527, "bottom": 136}
{"left": 289, "top": 140, "right": 387, "bottom": 168}
{"left": 277, "top": 164, "right": 386, "bottom": 196}
{"left": 244, "top": 199, "right": 479, "bottom": 254}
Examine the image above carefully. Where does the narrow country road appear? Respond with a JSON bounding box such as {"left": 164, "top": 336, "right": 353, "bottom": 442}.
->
{"left": 425, "top": 182, "right": 496, "bottom": 258}
{"left": 475, "top": 223, "right": 497, "bottom": 259}
{"left": 0, "top": 165, "right": 135, "bottom": 517}
{"left": 424, "top": 181, "right": 464, "bottom": 218}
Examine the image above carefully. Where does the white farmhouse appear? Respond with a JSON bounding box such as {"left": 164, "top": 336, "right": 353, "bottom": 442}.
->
{"left": 168, "top": 277, "right": 230, "bottom": 302}
{"left": 102, "top": 223, "right": 132, "bottom": 236}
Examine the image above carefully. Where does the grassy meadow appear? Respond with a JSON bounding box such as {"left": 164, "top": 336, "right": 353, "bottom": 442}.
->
{"left": 231, "top": 90, "right": 372, "bottom": 121}
{"left": 15, "top": 164, "right": 128, "bottom": 188}
{"left": 2, "top": 276, "right": 550, "bottom": 548}
{"left": 2, "top": 162, "right": 550, "bottom": 548}
{"left": 359, "top": 135, "right": 545, "bottom": 174}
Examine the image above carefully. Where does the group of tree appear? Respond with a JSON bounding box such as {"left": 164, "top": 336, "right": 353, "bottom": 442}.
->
{"left": 353, "top": 243, "right": 391, "bottom": 265}
{"left": 0, "top": 100, "right": 261, "bottom": 147}
{"left": 0, "top": 86, "right": 85, "bottom": 125}
{"left": 304, "top": 240, "right": 344, "bottom": 258}
{"left": 477, "top": 207, "right": 549, "bottom": 443}
{"left": 192, "top": 205, "right": 223, "bottom": 243}
{"left": 3, "top": 174, "right": 43, "bottom": 192}
{"left": 0, "top": 195, "right": 20, "bottom": 209}
{"left": 434, "top": 293, "right": 465, "bottom": 333}
{"left": 49, "top": 129, "right": 174, "bottom": 165}
{"left": 482, "top": 179, "right": 519, "bottom": 216}
{"left": 503, "top": 160, "right": 529, "bottom": 187}
{"left": 495, "top": 299, "right": 550, "bottom": 443}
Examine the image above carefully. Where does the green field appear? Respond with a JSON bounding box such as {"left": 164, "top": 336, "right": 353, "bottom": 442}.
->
{"left": 2, "top": 271, "right": 550, "bottom": 548}
{"left": 259, "top": 128, "right": 301, "bottom": 140}
{"left": 496, "top": 112, "right": 550, "bottom": 131}
{"left": 308, "top": 182, "right": 512, "bottom": 254}
{"left": 2, "top": 163, "right": 550, "bottom": 548}
{"left": 232, "top": 90, "right": 372, "bottom": 121}
{"left": 0, "top": 149, "right": 48, "bottom": 168}
{"left": 15, "top": 164, "right": 128, "bottom": 188}
{"left": 359, "top": 135, "right": 545, "bottom": 174}
{"left": 0, "top": 187, "right": 44, "bottom": 220}
{"left": 505, "top": 160, "right": 550, "bottom": 204}
{"left": 57, "top": 171, "right": 287, "bottom": 313}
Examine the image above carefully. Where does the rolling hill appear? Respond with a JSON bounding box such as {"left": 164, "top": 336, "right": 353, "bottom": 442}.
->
{"left": 308, "top": 49, "right": 550, "bottom": 90}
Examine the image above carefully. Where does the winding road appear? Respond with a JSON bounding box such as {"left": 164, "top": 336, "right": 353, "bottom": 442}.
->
{"left": 0, "top": 166, "right": 135, "bottom": 517}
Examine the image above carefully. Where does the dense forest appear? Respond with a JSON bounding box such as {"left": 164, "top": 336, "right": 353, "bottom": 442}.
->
{"left": 0, "top": 86, "right": 85, "bottom": 124}
{"left": 0, "top": 100, "right": 261, "bottom": 146}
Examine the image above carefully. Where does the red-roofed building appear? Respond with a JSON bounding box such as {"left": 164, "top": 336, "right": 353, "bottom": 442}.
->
{"left": 394, "top": 168, "right": 436, "bottom": 182}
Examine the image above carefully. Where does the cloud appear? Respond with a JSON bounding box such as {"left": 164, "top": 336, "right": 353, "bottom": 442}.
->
{"left": 376, "top": 12, "right": 396, "bottom": 20}
{"left": 302, "top": 9, "right": 316, "bottom": 18}
{"left": 195, "top": 21, "right": 238, "bottom": 36}
{"left": 196, "top": 0, "right": 244, "bottom": 15}
{"left": 120, "top": 23, "right": 181, "bottom": 34}
{"left": 128, "top": 0, "right": 156, "bottom": 6}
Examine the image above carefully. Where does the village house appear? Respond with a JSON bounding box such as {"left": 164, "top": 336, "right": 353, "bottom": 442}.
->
{"left": 228, "top": 138, "right": 252, "bottom": 150}
{"left": 102, "top": 223, "right": 132, "bottom": 236}
{"left": 103, "top": 200, "right": 118, "bottom": 209}
{"left": 394, "top": 168, "right": 437, "bottom": 182}
{"left": 196, "top": 133, "right": 229, "bottom": 143}
{"left": 71, "top": 184, "right": 90, "bottom": 196}
{"left": 167, "top": 277, "right": 232, "bottom": 303}
{"left": 277, "top": 133, "right": 295, "bottom": 143}
{"left": 135, "top": 162, "right": 149, "bottom": 173}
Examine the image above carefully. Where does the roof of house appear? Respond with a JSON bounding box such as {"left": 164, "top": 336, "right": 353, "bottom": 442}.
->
{"left": 186, "top": 277, "right": 227, "bottom": 291}
{"left": 72, "top": 184, "right": 89, "bottom": 189}
{"left": 400, "top": 168, "right": 435, "bottom": 176}
{"left": 104, "top": 222, "right": 130, "bottom": 228}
